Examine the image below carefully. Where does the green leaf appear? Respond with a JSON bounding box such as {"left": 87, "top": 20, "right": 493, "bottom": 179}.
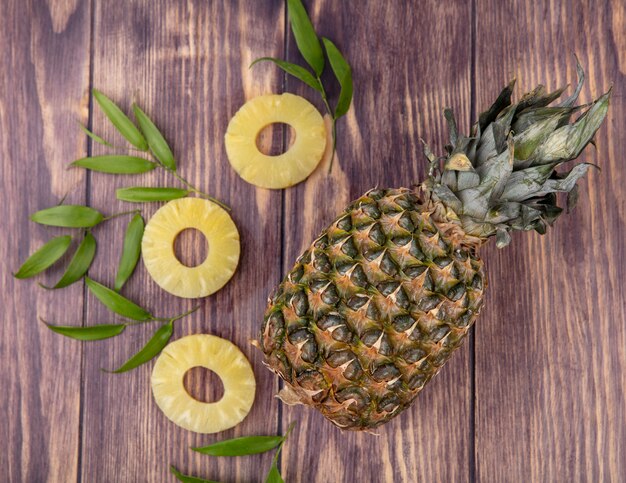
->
{"left": 116, "top": 187, "right": 190, "bottom": 203}
{"left": 71, "top": 155, "right": 156, "bottom": 174}
{"left": 114, "top": 214, "right": 144, "bottom": 291}
{"left": 13, "top": 235, "right": 72, "bottom": 279}
{"left": 45, "top": 322, "right": 126, "bottom": 341}
{"left": 43, "top": 232, "right": 97, "bottom": 289}
{"left": 78, "top": 123, "right": 114, "bottom": 148}
{"left": 265, "top": 463, "right": 283, "bottom": 483}
{"left": 85, "top": 277, "right": 151, "bottom": 321}
{"left": 192, "top": 436, "right": 284, "bottom": 457}
{"left": 30, "top": 205, "right": 104, "bottom": 228}
{"left": 250, "top": 57, "right": 323, "bottom": 93}
{"left": 286, "top": 0, "right": 324, "bottom": 76}
{"left": 322, "top": 38, "right": 353, "bottom": 118}
{"left": 92, "top": 89, "right": 148, "bottom": 150}
{"left": 133, "top": 104, "right": 177, "bottom": 171}
{"left": 107, "top": 321, "right": 173, "bottom": 373}
{"left": 169, "top": 466, "right": 218, "bottom": 483}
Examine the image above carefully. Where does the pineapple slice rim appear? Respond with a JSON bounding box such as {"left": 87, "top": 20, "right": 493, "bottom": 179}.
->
{"left": 141, "top": 197, "right": 240, "bottom": 299}
{"left": 151, "top": 334, "right": 256, "bottom": 434}
{"left": 224, "top": 93, "right": 326, "bottom": 189}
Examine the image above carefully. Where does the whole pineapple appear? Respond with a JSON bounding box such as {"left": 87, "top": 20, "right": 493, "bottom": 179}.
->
{"left": 260, "top": 66, "right": 610, "bottom": 430}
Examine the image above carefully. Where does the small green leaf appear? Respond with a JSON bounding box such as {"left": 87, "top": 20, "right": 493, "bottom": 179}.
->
{"left": 14, "top": 235, "right": 72, "bottom": 279}
{"left": 92, "top": 89, "right": 148, "bottom": 150}
{"left": 114, "top": 214, "right": 144, "bottom": 292}
{"left": 85, "top": 277, "right": 151, "bottom": 321}
{"left": 30, "top": 205, "right": 104, "bottom": 228}
{"left": 71, "top": 155, "right": 156, "bottom": 174}
{"left": 286, "top": 0, "right": 324, "bottom": 76}
{"left": 78, "top": 123, "right": 114, "bottom": 147}
{"left": 43, "top": 232, "right": 97, "bottom": 289}
{"left": 106, "top": 321, "right": 173, "bottom": 373}
{"left": 322, "top": 38, "right": 353, "bottom": 119}
{"left": 265, "top": 463, "right": 283, "bottom": 483}
{"left": 192, "top": 436, "right": 284, "bottom": 457}
{"left": 116, "top": 187, "right": 190, "bottom": 203}
{"left": 45, "top": 322, "right": 126, "bottom": 341}
{"left": 133, "top": 104, "right": 177, "bottom": 171}
{"left": 169, "top": 466, "right": 218, "bottom": 483}
{"left": 250, "top": 58, "right": 323, "bottom": 93}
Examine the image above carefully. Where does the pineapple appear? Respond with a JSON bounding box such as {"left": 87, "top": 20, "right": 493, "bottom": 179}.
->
{"left": 151, "top": 334, "right": 256, "bottom": 433}
{"left": 260, "top": 69, "right": 611, "bottom": 430}
{"left": 225, "top": 93, "right": 326, "bottom": 189}
{"left": 142, "top": 197, "right": 240, "bottom": 298}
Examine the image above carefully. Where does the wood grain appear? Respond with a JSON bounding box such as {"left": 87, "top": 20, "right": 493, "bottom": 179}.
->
{"left": 0, "top": 0, "right": 91, "bottom": 481}
{"left": 474, "top": 0, "right": 626, "bottom": 481}
{"left": 280, "top": 1, "right": 474, "bottom": 482}
{"left": 1, "top": 0, "right": 624, "bottom": 482}
{"left": 79, "top": 1, "right": 284, "bottom": 482}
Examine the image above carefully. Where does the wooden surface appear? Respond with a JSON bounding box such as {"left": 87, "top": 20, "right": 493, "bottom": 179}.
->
{"left": 0, "top": 0, "right": 623, "bottom": 482}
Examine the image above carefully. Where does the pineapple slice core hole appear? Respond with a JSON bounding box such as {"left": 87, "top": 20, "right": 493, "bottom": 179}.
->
{"left": 255, "top": 123, "right": 296, "bottom": 156}
{"left": 183, "top": 366, "right": 224, "bottom": 403}
{"left": 173, "top": 228, "right": 209, "bottom": 268}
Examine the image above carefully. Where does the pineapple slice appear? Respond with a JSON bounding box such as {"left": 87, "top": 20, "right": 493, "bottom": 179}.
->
{"left": 151, "top": 334, "right": 256, "bottom": 434}
{"left": 142, "top": 197, "right": 240, "bottom": 298}
{"left": 225, "top": 93, "right": 326, "bottom": 189}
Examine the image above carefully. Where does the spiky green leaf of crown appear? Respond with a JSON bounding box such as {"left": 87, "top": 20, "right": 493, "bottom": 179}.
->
{"left": 423, "top": 61, "right": 611, "bottom": 248}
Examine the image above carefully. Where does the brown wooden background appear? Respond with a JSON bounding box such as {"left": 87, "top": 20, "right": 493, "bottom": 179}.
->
{"left": 1, "top": 0, "right": 624, "bottom": 481}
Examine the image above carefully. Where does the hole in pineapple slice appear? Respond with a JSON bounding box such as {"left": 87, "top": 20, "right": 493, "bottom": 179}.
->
{"left": 255, "top": 123, "right": 296, "bottom": 156}
{"left": 183, "top": 366, "right": 225, "bottom": 403}
{"left": 173, "top": 228, "right": 208, "bottom": 267}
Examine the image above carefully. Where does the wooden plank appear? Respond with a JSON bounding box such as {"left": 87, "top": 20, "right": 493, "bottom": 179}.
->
{"left": 79, "top": 1, "right": 284, "bottom": 481}
{"left": 0, "top": 0, "right": 91, "bottom": 481}
{"left": 279, "top": 1, "right": 474, "bottom": 481}
{"left": 474, "top": 0, "right": 626, "bottom": 480}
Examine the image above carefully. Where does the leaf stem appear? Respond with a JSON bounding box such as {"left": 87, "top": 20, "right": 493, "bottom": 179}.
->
{"left": 316, "top": 77, "right": 338, "bottom": 173}
{"left": 102, "top": 209, "right": 142, "bottom": 222}
{"left": 150, "top": 305, "right": 201, "bottom": 323}
{"left": 167, "top": 169, "right": 231, "bottom": 211}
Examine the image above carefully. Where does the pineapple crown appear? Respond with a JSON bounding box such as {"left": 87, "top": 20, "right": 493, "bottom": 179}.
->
{"left": 423, "top": 61, "right": 611, "bottom": 248}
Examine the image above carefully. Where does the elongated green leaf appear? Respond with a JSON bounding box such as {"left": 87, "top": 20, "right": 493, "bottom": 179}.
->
{"left": 107, "top": 321, "right": 173, "bottom": 373}
{"left": 287, "top": 0, "right": 324, "bottom": 76}
{"left": 265, "top": 464, "right": 283, "bottom": 483}
{"left": 133, "top": 104, "right": 177, "bottom": 171}
{"left": 322, "top": 38, "right": 353, "bottom": 118}
{"left": 71, "top": 155, "right": 155, "bottom": 174}
{"left": 114, "top": 214, "right": 144, "bottom": 292}
{"left": 13, "top": 235, "right": 72, "bottom": 279}
{"left": 78, "top": 123, "right": 114, "bottom": 147}
{"left": 192, "top": 436, "right": 284, "bottom": 457}
{"left": 92, "top": 89, "right": 148, "bottom": 150}
{"left": 45, "top": 322, "right": 126, "bottom": 341}
{"left": 169, "top": 466, "right": 218, "bottom": 483}
{"left": 85, "top": 277, "right": 151, "bottom": 321}
{"left": 30, "top": 205, "right": 104, "bottom": 228}
{"left": 43, "top": 232, "right": 97, "bottom": 288}
{"left": 250, "top": 57, "right": 323, "bottom": 93}
{"left": 116, "top": 187, "right": 190, "bottom": 203}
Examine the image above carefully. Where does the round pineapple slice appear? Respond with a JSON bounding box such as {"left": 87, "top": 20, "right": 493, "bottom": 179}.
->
{"left": 151, "top": 334, "right": 256, "bottom": 434}
{"left": 225, "top": 93, "right": 326, "bottom": 189}
{"left": 142, "top": 197, "right": 240, "bottom": 298}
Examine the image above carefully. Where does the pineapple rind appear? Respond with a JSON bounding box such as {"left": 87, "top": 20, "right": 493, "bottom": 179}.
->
{"left": 225, "top": 93, "right": 326, "bottom": 189}
{"left": 142, "top": 197, "right": 240, "bottom": 298}
{"left": 262, "top": 188, "right": 486, "bottom": 430}
{"left": 151, "top": 334, "right": 256, "bottom": 434}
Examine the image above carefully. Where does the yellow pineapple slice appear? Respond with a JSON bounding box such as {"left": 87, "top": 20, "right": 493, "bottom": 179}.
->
{"left": 141, "top": 197, "right": 239, "bottom": 298}
{"left": 225, "top": 93, "right": 326, "bottom": 189}
{"left": 151, "top": 334, "right": 256, "bottom": 434}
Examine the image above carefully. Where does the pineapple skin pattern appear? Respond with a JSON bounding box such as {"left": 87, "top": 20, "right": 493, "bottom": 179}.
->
{"left": 262, "top": 189, "right": 486, "bottom": 429}
{"left": 260, "top": 66, "right": 610, "bottom": 430}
